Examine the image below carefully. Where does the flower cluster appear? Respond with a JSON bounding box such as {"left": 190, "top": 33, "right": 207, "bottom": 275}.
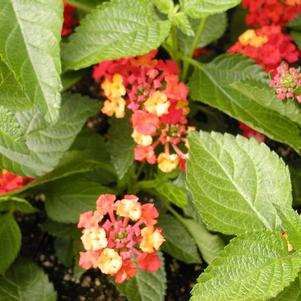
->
{"left": 270, "top": 63, "right": 301, "bottom": 103}
{"left": 62, "top": 1, "right": 78, "bottom": 37}
{"left": 78, "top": 194, "right": 165, "bottom": 284}
{"left": 0, "top": 170, "right": 32, "bottom": 194}
{"left": 93, "top": 50, "right": 193, "bottom": 173}
{"left": 243, "top": 0, "right": 301, "bottom": 27}
{"left": 228, "top": 26, "right": 299, "bottom": 72}
{"left": 239, "top": 123, "right": 266, "bottom": 142}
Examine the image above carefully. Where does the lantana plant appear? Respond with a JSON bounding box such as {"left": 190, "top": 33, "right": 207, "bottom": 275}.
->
{"left": 0, "top": 0, "right": 301, "bottom": 300}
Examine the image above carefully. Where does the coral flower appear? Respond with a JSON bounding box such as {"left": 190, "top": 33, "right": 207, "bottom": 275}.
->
{"left": 140, "top": 226, "right": 165, "bottom": 253}
{"left": 0, "top": 170, "right": 32, "bottom": 194}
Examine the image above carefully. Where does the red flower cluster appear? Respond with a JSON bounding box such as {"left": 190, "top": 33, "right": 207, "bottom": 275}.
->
{"left": 78, "top": 194, "right": 165, "bottom": 284}
{"left": 62, "top": 1, "right": 78, "bottom": 37}
{"left": 0, "top": 170, "right": 32, "bottom": 194}
{"left": 239, "top": 123, "right": 266, "bottom": 142}
{"left": 270, "top": 63, "right": 301, "bottom": 102}
{"left": 228, "top": 26, "right": 299, "bottom": 72}
{"left": 243, "top": 0, "right": 301, "bottom": 27}
{"left": 93, "top": 50, "right": 193, "bottom": 173}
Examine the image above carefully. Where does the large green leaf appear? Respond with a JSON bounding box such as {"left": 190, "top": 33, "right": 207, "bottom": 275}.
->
{"left": 107, "top": 117, "right": 135, "bottom": 179}
{"left": 0, "top": 214, "right": 21, "bottom": 274}
{"left": 62, "top": 0, "right": 171, "bottom": 71}
{"left": 180, "top": 0, "right": 241, "bottom": 18}
{"left": 0, "top": 197, "right": 36, "bottom": 214}
{"left": 178, "top": 13, "right": 227, "bottom": 54}
{"left": 159, "top": 214, "right": 201, "bottom": 264}
{"left": 186, "top": 131, "right": 292, "bottom": 235}
{"left": 0, "top": 259, "right": 56, "bottom": 301}
{"left": 188, "top": 54, "right": 301, "bottom": 153}
{"left": 270, "top": 277, "right": 301, "bottom": 301}
{"left": 190, "top": 231, "right": 301, "bottom": 301}
{"left": 0, "top": 0, "right": 63, "bottom": 123}
{"left": 67, "top": 0, "right": 106, "bottom": 12}
{"left": 45, "top": 175, "right": 112, "bottom": 223}
{"left": 117, "top": 253, "right": 166, "bottom": 301}
{"left": 0, "top": 93, "right": 98, "bottom": 177}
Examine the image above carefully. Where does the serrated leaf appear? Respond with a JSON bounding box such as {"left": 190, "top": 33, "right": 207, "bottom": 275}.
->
{"left": 0, "top": 259, "right": 57, "bottom": 301}
{"left": 172, "top": 13, "right": 194, "bottom": 36}
{"left": 180, "top": 0, "right": 240, "bottom": 18}
{"left": 0, "top": 214, "right": 21, "bottom": 274}
{"left": 159, "top": 214, "right": 201, "bottom": 264}
{"left": 270, "top": 277, "right": 301, "bottom": 301}
{"left": 67, "top": 0, "right": 106, "bottom": 12}
{"left": 181, "top": 218, "right": 224, "bottom": 264}
{"left": 116, "top": 253, "right": 166, "bottom": 301}
{"left": 0, "top": 93, "right": 98, "bottom": 177}
{"left": 187, "top": 131, "right": 292, "bottom": 235}
{"left": 178, "top": 13, "right": 227, "bottom": 53}
{"left": 45, "top": 175, "right": 112, "bottom": 223}
{"left": 107, "top": 117, "right": 135, "bottom": 179}
{"left": 153, "top": 0, "right": 173, "bottom": 14}
{"left": 0, "top": 106, "right": 23, "bottom": 142}
{"left": 188, "top": 54, "right": 301, "bottom": 153}
{"left": 62, "top": 0, "right": 171, "bottom": 71}
{"left": 0, "top": 0, "right": 63, "bottom": 123}
{"left": 191, "top": 231, "right": 301, "bottom": 301}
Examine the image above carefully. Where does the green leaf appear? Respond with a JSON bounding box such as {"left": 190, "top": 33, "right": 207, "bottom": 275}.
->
{"left": 107, "top": 117, "right": 135, "bottom": 179}
{"left": 45, "top": 175, "right": 112, "bottom": 223}
{"left": 41, "top": 219, "right": 80, "bottom": 239}
{"left": 291, "top": 31, "right": 301, "bottom": 50}
{"left": 0, "top": 214, "right": 21, "bottom": 274}
{"left": 188, "top": 54, "right": 301, "bottom": 153}
{"left": 290, "top": 159, "right": 301, "bottom": 206}
{"left": 180, "top": 0, "right": 240, "bottom": 18}
{"left": 276, "top": 207, "right": 301, "bottom": 251}
{"left": 55, "top": 237, "right": 74, "bottom": 267}
{"left": 187, "top": 131, "right": 292, "bottom": 235}
{"left": 0, "top": 0, "right": 63, "bottom": 123}
{"left": 172, "top": 13, "right": 194, "bottom": 37}
{"left": 178, "top": 13, "right": 227, "bottom": 53}
{"left": 287, "top": 14, "right": 301, "bottom": 31}
{"left": 180, "top": 218, "right": 224, "bottom": 264}
{"left": 0, "top": 259, "right": 57, "bottom": 301}
{"left": 62, "top": 0, "right": 171, "bottom": 71}
{"left": 159, "top": 214, "right": 201, "bottom": 264}
{"left": 0, "top": 93, "right": 98, "bottom": 177}
{"left": 0, "top": 197, "right": 36, "bottom": 214}
{"left": 116, "top": 253, "right": 166, "bottom": 301}
{"left": 67, "top": 0, "right": 106, "bottom": 12}
{"left": 62, "top": 70, "right": 87, "bottom": 91}
{"left": 270, "top": 277, "right": 301, "bottom": 301}
{"left": 191, "top": 231, "right": 301, "bottom": 301}
{"left": 0, "top": 106, "right": 23, "bottom": 142}
{"left": 153, "top": 0, "right": 173, "bottom": 14}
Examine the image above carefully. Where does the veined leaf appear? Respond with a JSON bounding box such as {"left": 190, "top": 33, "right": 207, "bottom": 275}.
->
{"left": 116, "top": 253, "right": 166, "bottom": 301}
{"left": 0, "top": 214, "right": 21, "bottom": 274}
{"left": 270, "top": 277, "right": 301, "bottom": 301}
{"left": 186, "top": 131, "right": 292, "bottom": 235}
{"left": 180, "top": 0, "right": 240, "bottom": 18}
{"left": 190, "top": 231, "right": 301, "bottom": 301}
{"left": 0, "top": 93, "right": 98, "bottom": 177}
{"left": 0, "top": 259, "right": 57, "bottom": 301}
{"left": 188, "top": 54, "right": 301, "bottom": 153}
{"left": 0, "top": 0, "right": 63, "bottom": 123}
{"left": 62, "top": 0, "right": 171, "bottom": 70}
{"left": 0, "top": 106, "right": 23, "bottom": 142}
{"left": 159, "top": 214, "right": 201, "bottom": 264}
{"left": 0, "top": 197, "right": 36, "bottom": 214}
{"left": 67, "top": 0, "right": 106, "bottom": 12}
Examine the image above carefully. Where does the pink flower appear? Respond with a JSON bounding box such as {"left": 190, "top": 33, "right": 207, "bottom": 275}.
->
{"left": 96, "top": 194, "right": 116, "bottom": 215}
{"left": 131, "top": 110, "right": 160, "bottom": 136}
{"left": 134, "top": 146, "right": 156, "bottom": 164}
{"left": 0, "top": 170, "right": 32, "bottom": 194}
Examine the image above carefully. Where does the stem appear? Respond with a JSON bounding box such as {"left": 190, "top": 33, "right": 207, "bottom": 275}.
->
{"left": 181, "top": 17, "right": 207, "bottom": 81}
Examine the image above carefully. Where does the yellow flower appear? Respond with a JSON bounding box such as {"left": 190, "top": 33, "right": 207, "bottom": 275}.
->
{"left": 101, "top": 74, "right": 126, "bottom": 99}
{"left": 144, "top": 91, "right": 170, "bottom": 116}
{"left": 116, "top": 196, "right": 141, "bottom": 221}
{"left": 157, "top": 153, "right": 180, "bottom": 173}
{"left": 140, "top": 226, "right": 165, "bottom": 253}
{"left": 81, "top": 228, "right": 108, "bottom": 251}
{"left": 101, "top": 97, "right": 126, "bottom": 118}
{"left": 239, "top": 29, "right": 268, "bottom": 48}
{"left": 132, "top": 130, "right": 153, "bottom": 146}
{"left": 98, "top": 248, "right": 122, "bottom": 275}
{"left": 176, "top": 99, "right": 190, "bottom": 116}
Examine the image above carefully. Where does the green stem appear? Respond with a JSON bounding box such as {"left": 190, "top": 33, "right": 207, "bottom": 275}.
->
{"left": 181, "top": 17, "right": 207, "bottom": 81}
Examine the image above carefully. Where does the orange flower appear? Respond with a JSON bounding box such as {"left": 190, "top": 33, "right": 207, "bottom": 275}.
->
{"left": 132, "top": 130, "right": 153, "bottom": 146}
{"left": 101, "top": 74, "right": 126, "bottom": 99}
{"left": 140, "top": 226, "right": 165, "bottom": 253}
{"left": 239, "top": 29, "right": 268, "bottom": 48}
{"left": 99, "top": 248, "right": 123, "bottom": 275}
{"left": 157, "top": 153, "right": 180, "bottom": 173}
{"left": 101, "top": 97, "right": 126, "bottom": 118}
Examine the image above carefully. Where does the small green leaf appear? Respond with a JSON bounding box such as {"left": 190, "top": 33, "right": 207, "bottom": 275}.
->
{"left": 191, "top": 231, "right": 301, "bottom": 301}
{"left": 0, "top": 259, "right": 57, "bottom": 301}
{"left": 116, "top": 253, "right": 166, "bottom": 301}
{"left": 0, "top": 0, "right": 63, "bottom": 123}
{"left": 62, "top": 0, "right": 171, "bottom": 70}
{"left": 180, "top": 218, "right": 224, "bottom": 264}
{"left": 180, "top": 0, "right": 240, "bottom": 18}
{"left": 172, "top": 13, "right": 194, "bottom": 36}
{"left": 159, "top": 214, "right": 201, "bottom": 264}
{"left": 188, "top": 55, "right": 301, "bottom": 153}
{"left": 45, "top": 175, "right": 112, "bottom": 223}
{"left": 107, "top": 117, "right": 135, "bottom": 179}
{"left": 0, "top": 214, "right": 21, "bottom": 274}
{"left": 0, "top": 197, "right": 36, "bottom": 214}
{"left": 187, "top": 131, "right": 292, "bottom": 235}
{"left": 153, "top": 0, "right": 173, "bottom": 14}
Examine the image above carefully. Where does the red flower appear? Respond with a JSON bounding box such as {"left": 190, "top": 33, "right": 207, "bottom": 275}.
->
{"left": 0, "top": 171, "right": 32, "bottom": 194}
{"left": 62, "top": 2, "right": 78, "bottom": 37}
{"left": 137, "top": 253, "right": 161, "bottom": 272}
{"left": 239, "top": 123, "right": 266, "bottom": 143}
{"left": 141, "top": 204, "right": 159, "bottom": 226}
{"left": 115, "top": 260, "right": 137, "bottom": 284}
